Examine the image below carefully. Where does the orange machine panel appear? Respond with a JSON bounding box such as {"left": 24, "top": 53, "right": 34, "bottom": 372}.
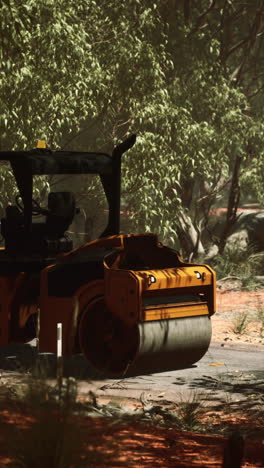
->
{"left": 104, "top": 235, "right": 216, "bottom": 327}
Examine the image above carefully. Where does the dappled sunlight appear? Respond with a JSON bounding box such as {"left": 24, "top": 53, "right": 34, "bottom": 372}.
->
{"left": 0, "top": 396, "right": 262, "bottom": 467}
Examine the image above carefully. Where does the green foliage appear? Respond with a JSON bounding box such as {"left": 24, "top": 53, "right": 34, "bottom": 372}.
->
{"left": 231, "top": 312, "right": 249, "bottom": 335}
{"left": 4, "top": 378, "right": 87, "bottom": 468}
{"left": 256, "top": 300, "right": 264, "bottom": 337}
{"left": 240, "top": 121, "right": 264, "bottom": 204}
{"left": 212, "top": 244, "right": 264, "bottom": 281}
{"left": 0, "top": 164, "right": 49, "bottom": 217}
{"left": 0, "top": 0, "right": 105, "bottom": 150}
{"left": 175, "top": 392, "right": 205, "bottom": 431}
{"left": 51, "top": 174, "right": 108, "bottom": 241}
{"left": 0, "top": 164, "right": 18, "bottom": 214}
{"left": 119, "top": 6, "right": 260, "bottom": 249}
{"left": 0, "top": 0, "right": 263, "bottom": 255}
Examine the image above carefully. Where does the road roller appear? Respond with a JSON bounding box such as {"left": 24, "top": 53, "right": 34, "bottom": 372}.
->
{"left": 0, "top": 134, "right": 216, "bottom": 376}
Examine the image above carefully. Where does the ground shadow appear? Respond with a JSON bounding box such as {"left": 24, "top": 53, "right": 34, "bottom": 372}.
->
{"left": 185, "top": 372, "right": 264, "bottom": 419}
{"left": 188, "top": 372, "right": 264, "bottom": 397}
{"left": 0, "top": 343, "right": 102, "bottom": 380}
{"left": 0, "top": 343, "right": 197, "bottom": 381}
{"left": 0, "top": 400, "right": 263, "bottom": 468}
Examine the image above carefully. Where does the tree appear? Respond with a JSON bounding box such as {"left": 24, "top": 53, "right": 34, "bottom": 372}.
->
{"left": 0, "top": 0, "right": 263, "bottom": 257}
{"left": 154, "top": 0, "right": 264, "bottom": 255}
{"left": 119, "top": 0, "right": 264, "bottom": 257}
{"left": 116, "top": 1, "right": 263, "bottom": 257}
{"left": 0, "top": 0, "right": 107, "bottom": 150}
{"left": 0, "top": 0, "right": 107, "bottom": 217}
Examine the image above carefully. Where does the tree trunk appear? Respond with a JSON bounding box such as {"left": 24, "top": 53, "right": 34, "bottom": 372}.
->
{"left": 218, "top": 155, "right": 242, "bottom": 254}
{"left": 177, "top": 211, "right": 205, "bottom": 260}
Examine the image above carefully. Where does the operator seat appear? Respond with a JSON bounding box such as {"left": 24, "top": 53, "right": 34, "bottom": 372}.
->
{"left": 45, "top": 191, "right": 76, "bottom": 238}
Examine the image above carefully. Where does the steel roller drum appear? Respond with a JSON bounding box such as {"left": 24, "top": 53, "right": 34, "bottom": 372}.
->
{"left": 126, "top": 315, "right": 212, "bottom": 376}
{"left": 79, "top": 297, "right": 212, "bottom": 377}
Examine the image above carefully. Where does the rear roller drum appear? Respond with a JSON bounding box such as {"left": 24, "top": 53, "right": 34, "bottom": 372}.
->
{"left": 79, "top": 297, "right": 212, "bottom": 376}
{"left": 79, "top": 297, "right": 139, "bottom": 375}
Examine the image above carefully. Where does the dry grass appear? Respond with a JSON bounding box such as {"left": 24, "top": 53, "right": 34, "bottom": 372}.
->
{"left": 0, "top": 351, "right": 262, "bottom": 467}
{"left": 256, "top": 298, "right": 264, "bottom": 337}
{"left": 5, "top": 378, "right": 86, "bottom": 468}
{"left": 231, "top": 312, "right": 249, "bottom": 335}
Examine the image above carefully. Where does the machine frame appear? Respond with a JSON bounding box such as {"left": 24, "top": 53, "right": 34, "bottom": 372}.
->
{"left": 0, "top": 135, "right": 216, "bottom": 376}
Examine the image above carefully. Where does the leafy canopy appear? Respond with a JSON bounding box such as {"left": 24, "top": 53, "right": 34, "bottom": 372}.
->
{"left": 0, "top": 0, "right": 263, "bottom": 253}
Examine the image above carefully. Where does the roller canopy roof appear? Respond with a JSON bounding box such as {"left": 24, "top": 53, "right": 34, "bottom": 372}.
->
{"left": 0, "top": 150, "right": 113, "bottom": 175}
{"left": 0, "top": 135, "right": 136, "bottom": 237}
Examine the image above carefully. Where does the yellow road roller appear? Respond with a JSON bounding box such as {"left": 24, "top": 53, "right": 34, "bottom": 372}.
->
{"left": 0, "top": 135, "right": 216, "bottom": 376}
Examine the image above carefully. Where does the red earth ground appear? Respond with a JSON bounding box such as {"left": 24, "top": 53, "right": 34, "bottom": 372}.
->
{"left": 0, "top": 286, "right": 263, "bottom": 467}
{"left": 0, "top": 404, "right": 263, "bottom": 467}
{"left": 213, "top": 284, "right": 264, "bottom": 346}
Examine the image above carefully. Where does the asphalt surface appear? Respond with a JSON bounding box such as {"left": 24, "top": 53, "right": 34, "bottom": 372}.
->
{"left": 0, "top": 341, "right": 263, "bottom": 411}
{"left": 77, "top": 342, "right": 264, "bottom": 408}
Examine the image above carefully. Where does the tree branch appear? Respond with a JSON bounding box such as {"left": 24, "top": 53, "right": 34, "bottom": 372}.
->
{"left": 60, "top": 106, "right": 108, "bottom": 150}
{"left": 187, "top": 0, "right": 216, "bottom": 37}
{"left": 225, "top": 37, "right": 251, "bottom": 60}
{"left": 229, "top": 7, "right": 264, "bottom": 85}
{"left": 248, "top": 83, "right": 264, "bottom": 99}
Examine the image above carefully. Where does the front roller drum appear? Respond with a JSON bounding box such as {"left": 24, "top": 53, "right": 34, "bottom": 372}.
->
{"left": 79, "top": 297, "right": 212, "bottom": 376}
